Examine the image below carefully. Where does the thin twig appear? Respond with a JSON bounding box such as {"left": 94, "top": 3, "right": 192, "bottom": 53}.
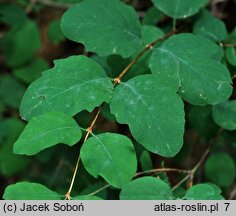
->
{"left": 65, "top": 107, "right": 102, "bottom": 200}
{"left": 172, "top": 149, "right": 210, "bottom": 191}
{"left": 135, "top": 168, "right": 190, "bottom": 177}
{"left": 172, "top": 174, "right": 191, "bottom": 191}
{"left": 229, "top": 185, "right": 236, "bottom": 200}
{"left": 114, "top": 29, "right": 177, "bottom": 85}
{"left": 88, "top": 184, "right": 110, "bottom": 196}
{"left": 192, "top": 149, "right": 210, "bottom": 172}
{"left": 220, "top": 42, "right": 236, "bottom": 48}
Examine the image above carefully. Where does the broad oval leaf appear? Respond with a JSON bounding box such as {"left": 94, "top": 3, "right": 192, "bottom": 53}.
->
{"left": 149, "top": 33, "right": 232, "bottom": 105}
{"left": 151, "top": 0, "right": 208, "bottom": 19}
{"left": 14, "top": 112, "right": 82, "bottom": 155}
{"left": 61, "top": 0, "right": 142, "bottom": 58}
{"left": 193, "top": 10, "right": 227, "bottom": 42}
{"left": 3, "top": 182, "right": 61, "bottom": 200}
{"left": 212, "top": 100, "right": 236, "bottom": 130}
{"left": 120, "top": 177, "right": 173, "bottom": 200}
{"left": 110, "top": 75, "right": 185, "bottom": 157}
{"left": 20, "top": 55, "right": 113, "bottom": 121}
{"left": 80, "top": 133, "right": 137, "bottom": 188}
{"left": 205, "top": 153, "right": 235, "bottom": 187}
{"left": 1, "top": 20, "right": 41, "bottom": 67}
{"left": 0, "top": 4, "right": 27, "bottom": 27}
{"left": 184, "top": 183, "right": 224, "bottom": 200}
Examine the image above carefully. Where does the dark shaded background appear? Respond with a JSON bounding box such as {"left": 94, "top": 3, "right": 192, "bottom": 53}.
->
{"left": 0, "top": 0, "right": 236, "bottom": 200}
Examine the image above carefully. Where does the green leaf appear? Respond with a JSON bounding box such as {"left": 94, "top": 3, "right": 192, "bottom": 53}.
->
{"left": 120, "top": 177, "right": 173, "bottom": 200}
{"left": 48, "top": 19, "right": 65, "bottom": 44}
{"left": 184, "top": 183, "right": 224, "bottom": 200}
{"left": 80, "top": 133, "right": 137, "bottom": 188}
{"left": 91, "top": 55, "right": 111, "bottom": 76}
{"left": 0, "top": 75, "right": 26, "bottom": 109}
{"left": 225, "top": 47, "right": 236, "bottom": 67}
{"left": 14, "top": 112, "right": 82, "bottom": 155}
{"left": 110, "top": 75, "right": 185, "bottom": 157}
{"left": 142, "top": 7, "right": 164, "bottom": 25}
{"left": 188, "top": 105, "right": 218, "bottom": 138}
{"left": 3, "top": 182, "right": 61, "bottom": 200}
{"left": 224, "top": 28, "right": 236, "bottom": 66}
{"left": 105, "top": 23, "right": 165, "bottom": 81}
{"left": 0, "top": 4, "right": 27, "bottom": 27}
{"left": 151, "top": 0, "right": 208, "bottom": 19}
{"left": 106, "top": 55, "right": 130, "bottom": 79}
{"left": 205, "top": 153, "right": 235, "bottom": 187}
{"left": 112, "top": 25, "right": 164, "bottom": 81}
{"left": 106, "top": 54, "right": 150, "bottom": 82}
{"left": 14, "top": 58, "right": 49, "bottom": 84}
{"left": 1, "top": 20, "right": 41, "bottom": 67}
{"left": 0, "top": 119, "right": 29, "bottom": 177}
{"left": 20, "top": 55, "right": 113, "bottom": 121}
{"left": 140, "top": 150, "right": 153, "bottom": 171}
{"left": 193, "top": 10, "right": 227, "bottom": 42}
{"left": 73, "top": 195, "right": 103, "bottom": 200}
{"left": 141, "top": 25, "right": 164, "bottom": 45}
{"left": 212, "top": 100, "right": 236, "bottom": 130}
{"left": 149, "top": 33, "right": 232, "bottom": 105}
{"left": 131, "top": 25, "right": 164, "bottom": 77}
{"left": 61, "top": 0, "right": 142, "bottom": 58}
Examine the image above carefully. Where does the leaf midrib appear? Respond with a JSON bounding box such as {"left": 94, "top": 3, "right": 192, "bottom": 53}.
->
{"left": 22, "top": 77, "right": 109, "bottom": 117}
{"left": 29, "top": 126, "right": 76, "bottom": 143}
{"left": 93, "top": 134, "right": 123, "bottom": 187}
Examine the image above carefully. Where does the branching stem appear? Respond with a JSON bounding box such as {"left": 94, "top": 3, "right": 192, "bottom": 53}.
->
{"left": 172, "top": 148, "right": 210, "bottom": 191}
{"left": 114, "top": 29, "right": 177, "bottom": 85}
{"left": 65, "top": 27, "right": 180, "bottom": 199}
{"left": 135, "top": 168, "right": 190, "bottom": 177}
{"left": 72, "top": 149, "right": 210, "bottom": 199}
{"left": 88, "top": 184, "right": 110, "bottom": 196}
{"left": 65, "top": 107, "right": 101, "bottom": 200}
